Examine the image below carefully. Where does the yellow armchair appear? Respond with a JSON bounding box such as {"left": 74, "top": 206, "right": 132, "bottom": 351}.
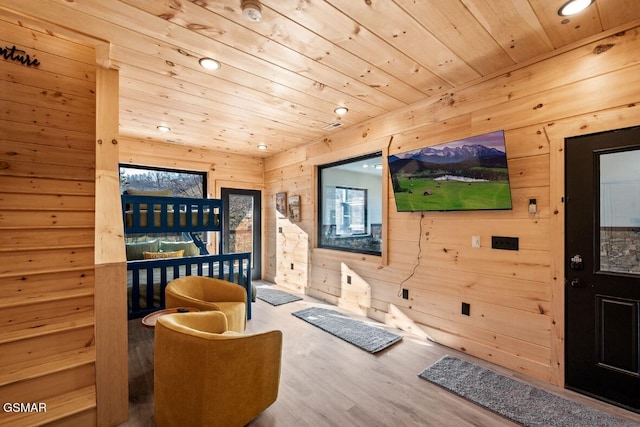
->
{"left": 154, "top": 311, "right": 283, "bottom": 427}
{"left": 165, "top": 276, "right": 247, "bottom": 332}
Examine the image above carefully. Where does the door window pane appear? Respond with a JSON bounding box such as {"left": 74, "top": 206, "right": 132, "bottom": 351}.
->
{"left": 599, "top": 149, "right": 640, "bottom": 274}
{"left": 228, "top": 194, "right": 254, "bottom": 254}
{"left": 222, "top": 188, "right": 261, "bottom": 279}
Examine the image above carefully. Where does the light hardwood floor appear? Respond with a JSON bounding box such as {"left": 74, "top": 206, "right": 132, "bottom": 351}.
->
{"left": 121, "top": 282, "right": 640, "bottom": 426}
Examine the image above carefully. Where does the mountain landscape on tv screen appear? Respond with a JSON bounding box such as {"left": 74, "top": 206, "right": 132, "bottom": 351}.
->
{"left": 388, "top": 131, "right": 513, "bottom": 211}
{"left": 388, "top": 144, "right": 508, "bottom": 176}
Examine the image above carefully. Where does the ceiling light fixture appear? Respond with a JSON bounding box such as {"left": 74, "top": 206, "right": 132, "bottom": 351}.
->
{"left": 199, "top": 57, "right": 221, "bottom": 71}
{"left": 334, "top": 106, "right": 348, "bottom": 115}
{"left": 257, "top": 144, "right": 267, "bottom": 150}
{"left": 558, "top": 0, "right": 594, "bottom": 16}
{"left": 157, "top": 125, "right": 171, "bottom": 132}
{"left": 241, "top": 0, "right": 262, "bottom": 23}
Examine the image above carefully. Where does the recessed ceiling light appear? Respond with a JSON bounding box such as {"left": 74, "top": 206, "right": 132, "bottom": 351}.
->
{"left": 242, "top": 0, "right": 262, "bottom": 22}
{"left": 374, "top": 164, "right": 383, "bottom": 169}
{"left": 257, "top": 144, "right": 267, "bottom": 150}
{"left": 199, "top": 57, "right": 221, "bottom": 70}
{"left": 157, "top": 125, "right": 171, "bottom": 132}
{"left": 558, "top": 0, "right": 594, "bottom": 16}
{"left": 334, "top": 107, "right": 348, "bottom": 115}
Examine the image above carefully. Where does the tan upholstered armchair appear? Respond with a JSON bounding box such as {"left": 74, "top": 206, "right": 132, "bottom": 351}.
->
{"left": 165, "top": 276, "right": 247, "bottom": 332}
{"left": 154, "top": 311, "right": 282, "bottom": 427}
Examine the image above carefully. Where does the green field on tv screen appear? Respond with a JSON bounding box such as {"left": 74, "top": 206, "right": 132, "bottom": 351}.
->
{"left": 393, "top": 178, "right": 512, "bottom": 211}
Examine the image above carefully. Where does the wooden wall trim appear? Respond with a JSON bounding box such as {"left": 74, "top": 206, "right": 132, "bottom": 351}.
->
{"left": 94, "top": 66, "right": 128, "bottom": 426}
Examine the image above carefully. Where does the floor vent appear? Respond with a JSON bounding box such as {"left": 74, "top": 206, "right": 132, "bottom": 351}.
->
{"left": 323, "top": 122, "right": 343, "bottom": 131}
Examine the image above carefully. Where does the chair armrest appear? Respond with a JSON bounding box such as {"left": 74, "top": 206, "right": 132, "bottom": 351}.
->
{"left": 157, "top": 311, "right": 228, "bottom": 334}
{"left": 202, "top": 278, "right": 247, "bottom": 303}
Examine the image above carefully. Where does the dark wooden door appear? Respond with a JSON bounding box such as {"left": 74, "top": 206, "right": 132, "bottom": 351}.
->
{"left": 565, "top": 126, "right": 640, "bottom": 413}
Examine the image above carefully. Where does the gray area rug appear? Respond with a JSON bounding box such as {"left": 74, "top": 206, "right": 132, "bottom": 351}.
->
{"left": 292, "top": 306, "right": 402, "bottom": 353}
{"left": 419, "top": 355, "right": 639, "bottom": 427}
{"left": 256, "top": 287, "right": 302, "bottom": 306}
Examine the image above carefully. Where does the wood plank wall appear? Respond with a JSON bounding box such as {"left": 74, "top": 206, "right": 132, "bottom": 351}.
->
{"left": 0, "top": 16, "right": 98, "bottom": 425}
{"left": 265, "top": 24, "right": 640, "bottom": 386}
{"left": 119, "top": 137, "right": 264, "bottom": 189}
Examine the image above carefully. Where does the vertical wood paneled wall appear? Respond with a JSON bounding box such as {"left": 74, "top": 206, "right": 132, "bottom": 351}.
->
{"left": 0, "top": 16, "right": 98, "bottom": 425}
{"left": 265, "top": 25, "right": 640, "bottom": 385}
{"left": 264, "top": 162, "right": 313, "bottom": 292}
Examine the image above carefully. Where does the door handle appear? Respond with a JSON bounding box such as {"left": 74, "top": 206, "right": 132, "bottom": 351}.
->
{"left": 569, "top": 278, "right": 583, "bottom": 288}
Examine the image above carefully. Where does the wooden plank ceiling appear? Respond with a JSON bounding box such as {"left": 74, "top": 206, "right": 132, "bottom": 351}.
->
{"left": 3, "top": 0, "right": 640, "bottom": 156}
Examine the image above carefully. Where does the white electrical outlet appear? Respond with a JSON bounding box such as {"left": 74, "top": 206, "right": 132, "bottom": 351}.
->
{"left": 472, "top": 235, "right": 481, "bottom": 248}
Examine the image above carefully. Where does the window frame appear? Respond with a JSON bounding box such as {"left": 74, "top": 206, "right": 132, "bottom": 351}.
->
{"left": 317, "top": 152, "right": 382, "bottom": 256}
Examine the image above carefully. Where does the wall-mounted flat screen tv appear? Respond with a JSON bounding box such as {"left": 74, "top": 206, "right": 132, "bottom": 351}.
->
{"left": 387, "top": 130, "right": 513, "bottom": 212}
